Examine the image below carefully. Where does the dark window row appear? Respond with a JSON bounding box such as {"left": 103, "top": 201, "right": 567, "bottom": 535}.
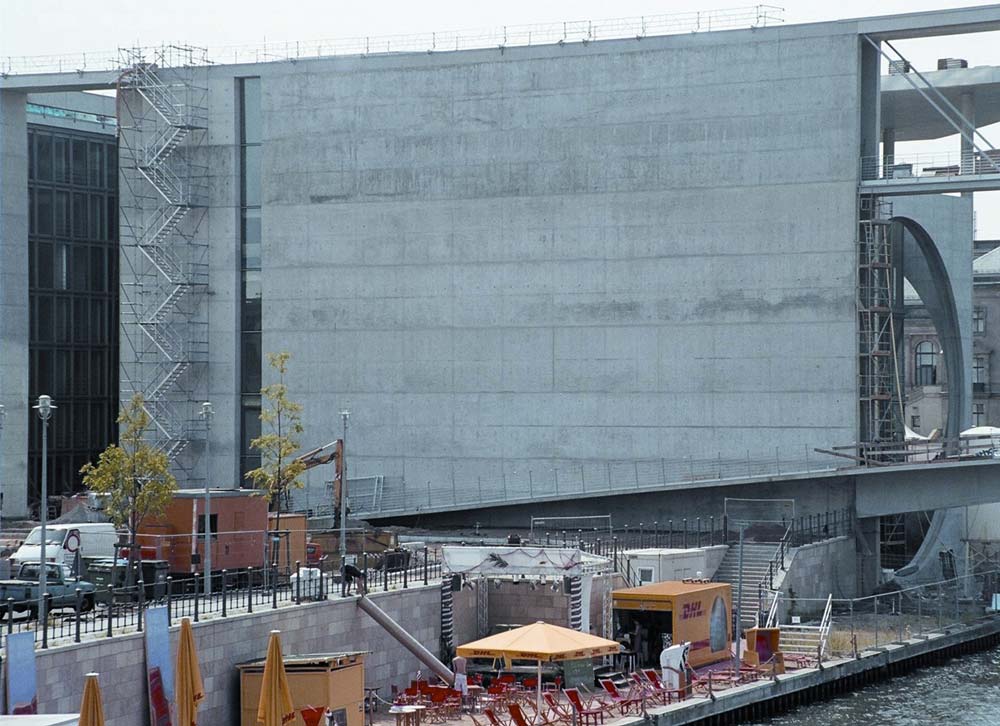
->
{"left": 28, "top": 188, "right": 116, "bottom": 241}
{"left": 29, "top": 240, "right": 116, "bottom": 292}
{"left": 29, "top": 131, "right": 116, "bottom": 189}
{"left": 29, "top": 347, "right": 115, "bottom": 399}
{"left": 30, "top": 295, "right": 115, "bottom": 346}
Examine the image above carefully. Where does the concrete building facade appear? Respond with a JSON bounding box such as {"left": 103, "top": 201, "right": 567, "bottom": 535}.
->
{"left": 2, "top": 6, "right": 1000, "bottom": 522}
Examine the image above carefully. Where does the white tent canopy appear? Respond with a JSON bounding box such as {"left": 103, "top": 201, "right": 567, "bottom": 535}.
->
{"left": 441, "top": 546, "right": 608, "bottom": 578}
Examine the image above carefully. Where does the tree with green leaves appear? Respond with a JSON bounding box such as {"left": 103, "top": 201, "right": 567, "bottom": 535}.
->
{"left": 245, "top": 351, "right": 306, "bottom": 538}
{"left": 80, "top": 393, "right": 177, "bottom": 585}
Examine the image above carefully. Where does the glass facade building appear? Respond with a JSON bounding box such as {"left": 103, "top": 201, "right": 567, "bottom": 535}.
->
{"left": 239, "top": 78, "right": 262, "bottom": 478}
{"left": 27, "top": 124, "right": 119, "bottom": 510}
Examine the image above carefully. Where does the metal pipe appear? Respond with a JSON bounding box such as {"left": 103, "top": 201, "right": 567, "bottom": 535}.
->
{"left": 357, "top": 595, "right": 455, "bottom": 684}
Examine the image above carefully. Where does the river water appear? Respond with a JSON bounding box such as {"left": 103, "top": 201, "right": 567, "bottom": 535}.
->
{"left": 746, "top": 645, "right": 1000, "bottom": 725}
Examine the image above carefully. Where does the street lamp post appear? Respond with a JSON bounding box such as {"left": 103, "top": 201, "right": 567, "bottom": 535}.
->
{"left": 200, "top": 401, "right": 215, "bottom": 595}
{"left": 32, "top": 395, "right": 56, "bottom": 628}
{"left": 339, "top": 409, "right": 349, "bottom": 594}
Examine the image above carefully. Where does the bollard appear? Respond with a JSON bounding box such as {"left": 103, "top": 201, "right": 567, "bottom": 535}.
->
{"left": 273, "top": 569, "right": 279, "bottom": 610}
{"left": 167, "top": 576, "right": 173, "bottom": 626}
{"left": 138, "top": 580, "right": 145, "bottom": 632}
{"left": 107, "top": 595, "right": 114, "bottom": 638}
{"left": 222, "top": 570, "right": 228, "bottom": 617}
{"left": 295, "top": 561, "right": 302, "bottom": 604}
{"left": 668, "top": 520, "right": 673, "bottom": 548}
{"left": 424, "top": 547, "right": 429, "bottom": 586}
{"left": 874, "top": 595, "right": 878, "bottom": 648}
{"left": 42, "top": 593, "right": 51, "bottom": 649}
{"left": 403, "top": 562, "right": 408, "bottom": 589}
{"left": 683, "top": 519, "right": 688, "bottom": 549}
{"left": 75, "top": 588, "right": 83, "bottom": 643}
{"left": 194, "top": 575, "right": 200, "bottom": 622}
{"left": 6, "top": 597, "right": 13, "bottom": 634}
{"left": 697, "top": 517, "right": 702, "bottom": 547}
{"left": 710, "top": 516, "right": 715, "bottom": 546}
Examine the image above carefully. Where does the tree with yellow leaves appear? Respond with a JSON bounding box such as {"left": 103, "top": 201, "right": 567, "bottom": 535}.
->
{"left": 245, "top": 352, "right": 306, "bottom": 537}
{"left": 80, "top": 393, "right": 177, "bottom": 585}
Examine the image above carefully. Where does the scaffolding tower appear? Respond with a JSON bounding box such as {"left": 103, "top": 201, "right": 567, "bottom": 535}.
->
{"left": 117, "top": 45, "right": 210, "bottom": 480}
{"left": 857, "top": 196, "right": 903, "bottom": 451}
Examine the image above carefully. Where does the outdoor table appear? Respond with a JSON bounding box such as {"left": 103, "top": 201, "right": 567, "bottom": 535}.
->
{"left": 389, "top": 705, "right": 418, "bottom": 726}
{"left": 466, "top": 684, "right": 484, "bottom": 712}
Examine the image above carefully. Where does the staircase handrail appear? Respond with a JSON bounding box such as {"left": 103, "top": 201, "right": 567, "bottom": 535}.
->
{"left": 764, "top": 590, "right": 781, "bottom": 628}
{"left": 817, "top": 593, "right": 833, "bottom": 661}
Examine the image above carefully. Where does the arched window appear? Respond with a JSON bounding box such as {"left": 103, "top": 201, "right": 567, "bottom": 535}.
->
{"left": 915, "top": 341, "right": 937, "bottom": 386}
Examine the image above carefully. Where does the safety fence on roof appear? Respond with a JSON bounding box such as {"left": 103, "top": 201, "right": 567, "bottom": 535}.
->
{"left": 0, "top": 6, "right": 784, "bottom": 76}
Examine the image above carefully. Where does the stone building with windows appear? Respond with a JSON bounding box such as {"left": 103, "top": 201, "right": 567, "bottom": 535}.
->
{"left": 905, "top": 240, "right": 1000, "bottom": 435}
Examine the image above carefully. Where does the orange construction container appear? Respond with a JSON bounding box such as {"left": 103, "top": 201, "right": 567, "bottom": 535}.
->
{"left": 612, "top": 580, "right": 732, "bottom": 668}
{"left": 137, "top": 489, "right": 269, "bottom": 576}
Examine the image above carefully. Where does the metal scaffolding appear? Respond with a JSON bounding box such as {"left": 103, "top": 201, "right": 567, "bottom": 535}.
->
{"left": 117, "top": 45, "right": 209, "bottom": 479}
{"left": 857, "top": 197, "right": 903, "bottom": 449}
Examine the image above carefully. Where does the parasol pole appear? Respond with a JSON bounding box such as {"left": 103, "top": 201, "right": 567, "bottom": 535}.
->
{"left": 536, "top": 660, "right": 542, "bottom": 714}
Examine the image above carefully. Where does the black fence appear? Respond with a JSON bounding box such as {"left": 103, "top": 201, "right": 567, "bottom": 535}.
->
{"left": 0, "top": 548, "right": 443, "bottom": 652}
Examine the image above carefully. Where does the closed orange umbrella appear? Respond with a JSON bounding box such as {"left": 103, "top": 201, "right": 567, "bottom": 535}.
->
{"left": 256, "top": 630, "right": 295, "bottom": 726}
{"left": 79, "top": 673, "right": 105, "bottom": 726}
{"left": 176, "top": 617, "right": 205, "bottom": 726}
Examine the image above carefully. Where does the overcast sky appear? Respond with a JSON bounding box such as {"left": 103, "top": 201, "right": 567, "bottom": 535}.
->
{"left": 3, "top": 0, "right": 1000, "bottom": 235}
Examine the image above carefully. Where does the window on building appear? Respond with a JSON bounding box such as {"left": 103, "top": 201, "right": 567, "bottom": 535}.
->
{"left": 911, "top": 415, "right": 921, "bottom": 430}
{"left": 974, "top": 307, "right": 987, "bottom": 335}
{"left": 973, "top": 402, "right": 986, "bottom": 427}
{"left": 239, "top": 77, "right": 263, "bottom": 482}
{"left": 915, "top": 341, "right": 937, "bottom": 385}
{"left": 974, "top": 355, "right": 988, "bottom": 391}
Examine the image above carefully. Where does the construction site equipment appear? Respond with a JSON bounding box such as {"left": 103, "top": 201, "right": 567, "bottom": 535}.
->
{"left": 357, "top": 596, "right": 455, "bottom": 685}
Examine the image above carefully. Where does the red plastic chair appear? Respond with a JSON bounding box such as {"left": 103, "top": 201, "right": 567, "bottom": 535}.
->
{"left": 642, "top": 668, "right": 687, "bottom": 702}
{"left": 485, "top": 708, "right": 510, "bottom": 726}
{"left": 599, "top": 680, "right": 644, "bottom": 715}
{"left": 542, "top": 692, "right": 573, "bottom": 724}
{"left": 563, "top": 688, "right": 605, "bottom": 726}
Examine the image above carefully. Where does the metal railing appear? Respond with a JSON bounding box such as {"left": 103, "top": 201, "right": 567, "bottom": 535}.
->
{"left": 1, "top": 7, "right": 784, "bottom": 76}
{"left": 767, "top": 568, "right": 1000, "bottom": 663}
{"left": 861, "top": 151, "right": 1000, "bottom": 183}
{"left": 351, "top": 446, "right": 846, "bottom": 517}
{"left": 0, "top": 548, "right": 442, "bottom": 655}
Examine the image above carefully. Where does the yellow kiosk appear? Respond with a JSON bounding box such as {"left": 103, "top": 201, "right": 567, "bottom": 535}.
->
{"left": 612, "top": 580, "right": 732, "bottom": 668}
{"left": 239, "top": 651, "right": 367, "bottom": 726}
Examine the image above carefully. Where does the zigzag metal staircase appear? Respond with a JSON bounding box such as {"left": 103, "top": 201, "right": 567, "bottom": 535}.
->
{"left": 118, "top": 46, "right": 209, "bottom": 474}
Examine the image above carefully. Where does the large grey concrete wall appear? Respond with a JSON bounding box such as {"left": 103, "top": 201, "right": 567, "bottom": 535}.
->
{"left": 0, "top": 90, "right": 29, "bottom": 518}
{"left": 245, "top": 26, "right": 864, "bottom": 509}
{"left": 780, "top": 536, "right": 857, "bottom": 617}
{"left": 25, "top": 585, "right": 440, "bottom": 725}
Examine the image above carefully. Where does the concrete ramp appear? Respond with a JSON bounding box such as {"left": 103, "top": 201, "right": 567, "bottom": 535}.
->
{"left": 357, "top": 595, "right": 455, "bottom": 685}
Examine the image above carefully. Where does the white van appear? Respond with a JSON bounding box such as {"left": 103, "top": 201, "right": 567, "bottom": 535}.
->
{"left": 12, "top": 523, "right": 118, "bottom": 566}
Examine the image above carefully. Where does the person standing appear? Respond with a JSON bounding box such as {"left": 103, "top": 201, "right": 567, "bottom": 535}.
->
{"left": 452, "top": 654, "right": 468, "bottom": 696}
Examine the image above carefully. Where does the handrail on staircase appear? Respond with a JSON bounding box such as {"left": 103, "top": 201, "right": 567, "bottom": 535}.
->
{"left": 817, "top": 593, "right": 833, "bottom": 662}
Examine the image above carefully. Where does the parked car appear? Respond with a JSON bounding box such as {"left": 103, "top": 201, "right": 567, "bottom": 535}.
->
{"left": 0, "top": 562, "right": 97, "bottom": 615}
{"left": 11, "top": 523, "right": 118, "bottom": 567}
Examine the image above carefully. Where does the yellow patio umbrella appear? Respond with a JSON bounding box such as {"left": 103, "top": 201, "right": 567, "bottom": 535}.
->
{"left": 78, "top": 673, "right": 105, "bottom": 726}
{"left": 256, "top": 629, "right": 295, "bottom": 726}
{"left": 456, "top": 621, "right": 621, "bottom": 712}
{"left": 176, "top": 617, "right": 205, "bottom": 726}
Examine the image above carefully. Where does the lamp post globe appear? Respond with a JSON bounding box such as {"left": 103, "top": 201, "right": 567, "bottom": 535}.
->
{"left": 32, "top": 395, "right": 56, "bottom": 630}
